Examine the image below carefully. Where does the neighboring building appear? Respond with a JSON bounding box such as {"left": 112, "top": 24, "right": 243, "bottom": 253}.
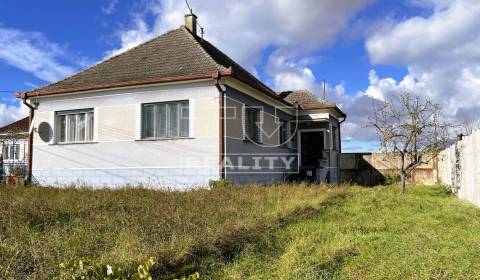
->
{"left": 19, "top": 13, "right": 346, "bottom": 188}
{"left": 0, "top": 117, "right": 29, "bottom": 175}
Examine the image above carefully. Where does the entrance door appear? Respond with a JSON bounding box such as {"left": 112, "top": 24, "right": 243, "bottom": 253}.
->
{"left": 300, "top": 131, "right": 324, "bottom": 167}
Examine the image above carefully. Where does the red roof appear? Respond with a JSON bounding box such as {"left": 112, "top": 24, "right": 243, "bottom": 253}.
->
{"left": 0, "top": 117, "right": 29, "bottom": 134}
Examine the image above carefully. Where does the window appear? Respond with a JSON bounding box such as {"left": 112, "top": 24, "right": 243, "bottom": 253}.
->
{"left": 142, "top": 101, "right": 189, "bottom": 139}
{"left": 2, "top": 144, "right": 20, "bottom": 160}
{"left": 279, "top": 119, "right": 289, "bottom": 146}
{"left": 56, "top": 109, "right": 94, "bottom": 143}
{"left": 244, "top": 107, "right": 260, "bottom": 142}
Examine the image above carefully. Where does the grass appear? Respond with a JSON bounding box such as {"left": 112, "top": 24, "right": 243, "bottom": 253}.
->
{"left": 2, "top": 184, "right": 480, "bottom": 279}
{"left": 209, "top": 185, "right": 480, "bottom": 279}
{"left": 0, "top": 183, "right": 346, "bottom": 279}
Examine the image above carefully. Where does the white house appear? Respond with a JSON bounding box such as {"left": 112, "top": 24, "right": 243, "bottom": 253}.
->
{"left": 0, "top": 117, "right": 29, "bottom": 176}
{"left": 18, "top": 13, "right": 346, "bottom": 188}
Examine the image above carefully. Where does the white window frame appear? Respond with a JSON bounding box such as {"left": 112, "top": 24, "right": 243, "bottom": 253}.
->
{"left": 141, "top": 100, "right": 189, "bottom": 140}
{"left": 243, "top": 106, "right": 261, "bottom": 143}
{"left": 55, "top": 109, "right": 95, "bottom": 144}
{"left": 2, "top": 143, "right": 20, "bottom": 161}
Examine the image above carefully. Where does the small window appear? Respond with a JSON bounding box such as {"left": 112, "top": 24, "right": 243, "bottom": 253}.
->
{"left": 279, "top": 119, "right": 289, "bottom": 147}
{"left": 245, "top": 107, "right": 260, "bottom": 142}
{"left": 56, "top": 109, "right": 94, "bottom": 143}
{"left": 142, "top": 101, "right": 189, "bottom": 139}
{"left": 2, "top": 144, "right": 20, "bottom": 160}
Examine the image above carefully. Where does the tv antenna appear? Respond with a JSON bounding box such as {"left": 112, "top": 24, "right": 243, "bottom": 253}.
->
{"left": 183, "top": 0, "right": 205, "bottom": 41}
{"left": 184, "top": 0, "right": 193, "bottom": 13}
{"left": 323, "top": 79, "right": 327, "bottom": 100}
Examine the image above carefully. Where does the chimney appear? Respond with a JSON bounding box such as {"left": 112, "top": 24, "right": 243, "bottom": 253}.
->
{"left": 185, "top": 12, "right": 198, "bottom": 36}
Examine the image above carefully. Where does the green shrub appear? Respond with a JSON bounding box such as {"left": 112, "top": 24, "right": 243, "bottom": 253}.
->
{"left": 9, "top": 165, "right": 23, "bottom": 176}
{"left": 384, "top": 173, "right": 401, "bottom": 185}
{"left": 208, "top": 179, "right": 234, "bottom": 188}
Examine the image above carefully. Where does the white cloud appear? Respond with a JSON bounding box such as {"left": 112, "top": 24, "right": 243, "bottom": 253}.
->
{"left": 0, "top": 99, "right": 28, "bottom": 127}
{"left": 0, "top": 26, "right": 80, "bottom": 83}
{"left": 365, "top": 0, "right": 480, "bottom": 125}
{"left": 0, "top": 25, "right": 91, "bottom": 127}
{"left": 106, "top": 0, "right": 480, "bottom": 151}
{"left": 106, "top": 0, "right": 374, "bottom": 70}
{"left": 102, "top": 0, "right": 119, "bottom": 14}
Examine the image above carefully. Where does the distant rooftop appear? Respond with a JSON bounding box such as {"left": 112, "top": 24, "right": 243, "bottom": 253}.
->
{"left": 0, "top": 117, "right": 29, "bottom": 134}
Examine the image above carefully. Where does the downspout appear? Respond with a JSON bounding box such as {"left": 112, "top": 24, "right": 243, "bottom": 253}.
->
{"left": 20, "top": 93, "right": 35, "bottom": 185}
{"left": 213, "top": 71, "right": 225, "bottom": 180}
{"left": 337, "top": 115, "right": 346, "bottom": 183}
{"left": 338, "top": 115, "right": 346, "bottom": 153}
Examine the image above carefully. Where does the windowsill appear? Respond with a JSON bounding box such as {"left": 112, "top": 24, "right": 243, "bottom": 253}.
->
{"left": 52, "top": 141, "right": 98, "bottom": 146}
{"left": 136, "top": 137, "right": 194, "bottom": 142}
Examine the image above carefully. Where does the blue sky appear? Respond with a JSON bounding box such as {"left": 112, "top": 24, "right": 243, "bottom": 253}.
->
{"left": 1, "top": 0, "right": 479, "bottom": 152}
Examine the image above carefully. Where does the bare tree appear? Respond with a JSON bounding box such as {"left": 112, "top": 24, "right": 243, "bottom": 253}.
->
{"left": 370, "top": 92, "right": 450, "bottom": 193}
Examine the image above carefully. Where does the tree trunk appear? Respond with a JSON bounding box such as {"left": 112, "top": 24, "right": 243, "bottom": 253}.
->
{"left": 400, "top": 173, "right": 406, "bottom": 194}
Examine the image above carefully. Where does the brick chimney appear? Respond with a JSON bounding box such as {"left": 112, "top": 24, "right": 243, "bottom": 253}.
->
{"left": 185, "top": 12, "right": 198, "bottom": 36}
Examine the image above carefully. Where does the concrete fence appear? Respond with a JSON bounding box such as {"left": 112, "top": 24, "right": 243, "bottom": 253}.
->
{"left": 340, "top": 153, "right": 438, "bottom": 186}
{"left": 438, "top": 130, "right": 480, "bottom": 206}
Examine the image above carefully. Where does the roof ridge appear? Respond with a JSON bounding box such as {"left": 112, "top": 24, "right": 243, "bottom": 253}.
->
{"left": 187, "top": 28, "right": 277, "bottom": 96}
{"left": 24, "top": 28, "right": 184, "bottom": 96}
{"left": 179, "top": 26, "right": 226, "bottom": 72}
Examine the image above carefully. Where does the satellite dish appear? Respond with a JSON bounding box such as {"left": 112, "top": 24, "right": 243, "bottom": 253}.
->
{"left": 38, "top": 122, "right": 52, "bottom": 142}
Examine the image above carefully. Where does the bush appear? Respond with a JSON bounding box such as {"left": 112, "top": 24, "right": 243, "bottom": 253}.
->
{"left": 208, "top": 179, "right": 234, "bottom": 188}
{"left": 384, "top": 173, "right": 401, "bottom": 185}
{"left": 9, "top": 165, "right": 23, "bottom": 176}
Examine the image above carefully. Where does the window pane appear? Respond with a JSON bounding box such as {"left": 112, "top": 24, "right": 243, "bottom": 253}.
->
{"left": 78, "top": 113, "right": 86, "bottom": 142}
{"left": 245, "top": 108, "right": 259, "bottom": 142}
{"left": 14, "top": 144, "right": 19, "bottom": 160}
{"left": 168, "top": 103, "right": 179, "bottom": 137}
{"left": 87, "top": 112, "right": 94, "bottom": 141}
{"left": 156, "top": 104, "right": 167, "bottom": 138}
{"left": 246, "top": 108, "right": 252, "bottom": 140}
{"left": 179, "top": 101, "right": 189, "bottom": 137}
{"left": 142, "top": 105, "right": 155, "bottom": 138}
{"left": 58, "top": 115, "right": 66, "bottom": 142}
{"left": 2, "top": 145, "right": 8, "bottom": 160}
{"left": 68, "top": 114, "right": 76, "bottom": 142}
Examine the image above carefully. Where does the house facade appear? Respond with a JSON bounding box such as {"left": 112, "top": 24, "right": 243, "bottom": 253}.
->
{"left": 0, "top": 117, "right": 29, "bottom": 176}
{"left": 19, "top": 14, "right": 346, "bottom": 188}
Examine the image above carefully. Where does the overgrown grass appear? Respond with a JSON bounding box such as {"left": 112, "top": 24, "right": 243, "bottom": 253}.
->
{"left": 210, "top": 185, "right": 480, "bottom": 279}
{"left": 2, "top": 184, "right": 480, "bottom": 279}
{"left": 0, "top": 184, "right": 346, "bottom": 279}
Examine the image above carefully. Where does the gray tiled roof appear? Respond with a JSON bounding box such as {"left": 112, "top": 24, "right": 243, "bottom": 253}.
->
{"left": 22, "top": 26, "right": 345, "bottom": 117}
{"left": 279, "top": 90, "right": 329, "bottom": 106}
{"left": 24, "top": 26, "right": 276, "bottom": 99}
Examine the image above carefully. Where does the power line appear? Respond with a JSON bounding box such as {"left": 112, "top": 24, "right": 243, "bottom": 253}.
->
{"left": 184, "top": 0, "right": 192, "bottom": 13}
{"left": 183, "top": 0, "right": 205, "bottom": 40}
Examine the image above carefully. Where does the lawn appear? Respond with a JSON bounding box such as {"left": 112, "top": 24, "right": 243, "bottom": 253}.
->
{"left": 1, "top": 184, "right": 480, "bottom": 279}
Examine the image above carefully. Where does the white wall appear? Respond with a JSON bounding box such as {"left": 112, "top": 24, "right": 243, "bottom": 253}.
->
{"left": 438, "top": 129, "right": 480, "bottom": 206}
{"left": 31, "top": 81, "right": 220, "bottom": 188}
